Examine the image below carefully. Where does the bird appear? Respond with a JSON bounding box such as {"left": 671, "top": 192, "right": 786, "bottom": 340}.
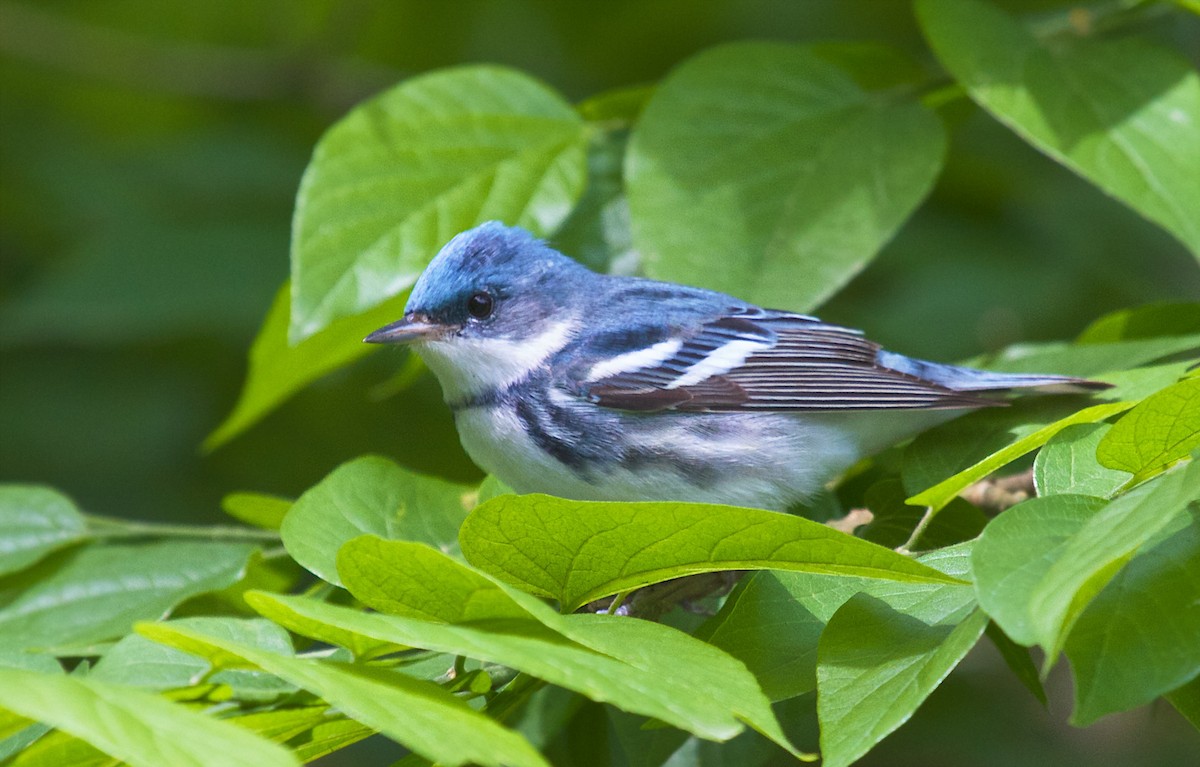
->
{"left": 365, "top": 221, "right": 1109, "bottom": 512}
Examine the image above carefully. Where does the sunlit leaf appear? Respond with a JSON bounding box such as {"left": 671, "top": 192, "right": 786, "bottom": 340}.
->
{"left": 918, "top": 0, "right": 1200, "bottom": 257}
{"left": 1033, "top": 423, "right": 1130, "bottom": 498}
{"left": 0, "top": 541, "right": 256, "bottom": 653}
{"left": 1066, "top": 512, "right": 1200, "bottom": 724}
{"left": 280, "top": 456, "right": 470, "bottom": 586}
{"left": 92, "top": 617, "right": 295, "bottom": 702}
{"left": 905, "top": 402, "right": 1132, "bottom": 511}
{"left": 139, "top": 621, "right": 548, "bottom": 767}
{"left": 0, "top": 668, "right": 297, "bottom": 767}
{"left": 290, "top": 66, "right": 587, "bottom": 341}
{"left": 627, "top": 41, "right": 943, "bottom": 311}
{"left": 304, "top": 537, "right": 806, "bottom": 758}
{"left": 1097, "top": 378, "right": 1200, "bottom": 484}
{"left": 0, "top": 485, "right": 86, "bottom": 577}
{"left": 816, "top": 543, "right": 986, "bottom": 767}
{"left": 1031, "top": 462, "right": 1199, "bottom": 665}
{"left": 459, "top": 495, "right": 961, "bottom": 612}
{"left": 973, "top": 495, "right": 1107, "bottom": 646}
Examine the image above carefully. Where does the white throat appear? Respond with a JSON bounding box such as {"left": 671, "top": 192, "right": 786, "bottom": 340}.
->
{"left": 416, "top": 317, "right": 578, "bottom": 402}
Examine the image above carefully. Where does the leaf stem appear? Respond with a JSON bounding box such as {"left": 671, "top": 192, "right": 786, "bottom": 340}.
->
{"left": 84, "top": 514, "right": 281, "bottom": 542}
{"left": 897, "top": 506, "right": 936, "bottom": 555}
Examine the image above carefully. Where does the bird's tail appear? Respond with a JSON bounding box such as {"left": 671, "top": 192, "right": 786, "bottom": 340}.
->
{"left": 877, "top": 351, "right": 1112, "bottom": 394}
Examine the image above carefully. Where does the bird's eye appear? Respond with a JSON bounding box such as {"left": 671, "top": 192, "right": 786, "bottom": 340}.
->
{"left": 467, "top": 291, "right": 494, "bottom": 320}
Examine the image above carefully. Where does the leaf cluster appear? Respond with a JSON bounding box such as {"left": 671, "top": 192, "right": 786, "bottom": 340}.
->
{"left": 2, "top": 1, "right": 1199, "bottom": 765}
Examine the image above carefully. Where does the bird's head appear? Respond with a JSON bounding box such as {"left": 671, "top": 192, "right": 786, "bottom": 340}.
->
{"left": 365, "top": 222, "right": 589, "bottom": 399}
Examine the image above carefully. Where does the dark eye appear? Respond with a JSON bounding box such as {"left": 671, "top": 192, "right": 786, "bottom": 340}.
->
{"left": 467, "top": 291, "right": 493, "bottom": 320}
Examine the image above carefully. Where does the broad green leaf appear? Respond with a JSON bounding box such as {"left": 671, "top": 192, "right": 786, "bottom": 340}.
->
{"left": 459, "top": 495, "right": 961, "bottom": 612}
{"left": 5, "top": 729, "right": 118, "bottom": 767}
{"left": 700, "top": 544, "right": 975, "bottom": 702}
{"left": 1097, "top": 378, "right": 1200, "bottom": 484}
{"left": 204, "top": 283, "right": 403, "bottom": 449}
{"left": 1033, "top": 423, "right": 1130, "bottom": 498}
{"left": 1065, "top": 511, "right": 1200, "bottom": 725}
{"left": 1031, "top": 461, "right": 1200, "bottom": 665}
{"left": 0, "top": 668, "right": 297, "bottom": 767}
{"left": 280, "top": 455, "right": 471, "bottom": 586}
{"left": 1167, "top": 676, "right": 1200, "bottom": 731}
{"left": 0, "top": 541, "right": 256, "bottom": 653}
{"left": 1077, "top": 302, "right": 1200, "bottom": 343}
{"left": 290, "top": 65, "right": 587, "bottom": 341}
{"left": 905, "top": 401, "right": 1132, "bottom": 511}
{"left": 0, "top": 651, "right": 60, "bottom": 761}
{"left": 979, "top": 335, "right": 1200, "bottom": 379}
{"left": 288, "top": 540, "right": 807, "bottom": 759}
{"left": 139, "top": 621, "right": 548, "bottom": 767}
{"left": 248, "top": 591, "right": 803, "bottom": 758}
{"left": 0, "top": 485, "right": 86, "bottom": 576}
{"left": 816, "top": 543, "right": 987, "bottom": 767}
{"left": 626, "top": 41, "right": 943, "bottom": 311}
{"left": 92, "top": 617, "right": 295, "bottom": 702}
{"left": 222, "top": 492, "right": 292, "bottom": 531}
{"left": 972, "top": 495, "right": 1107, "bottom": 646}
{"left": 918, "top": 0, "right": 1200, "bottom": 256}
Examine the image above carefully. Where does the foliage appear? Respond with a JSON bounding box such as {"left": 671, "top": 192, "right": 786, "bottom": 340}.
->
{"left": 1, "top": 1, "right": 1198, "bottom": 766}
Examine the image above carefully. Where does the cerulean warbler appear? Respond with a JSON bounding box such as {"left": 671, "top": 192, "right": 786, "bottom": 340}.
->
{"left": 366, "top": 222, "right": 1106, "bottom": 511}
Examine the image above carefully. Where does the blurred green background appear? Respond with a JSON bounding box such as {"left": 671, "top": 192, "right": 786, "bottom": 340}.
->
{"left": 1, "top": 1, "right": 1197, "bottom": 764}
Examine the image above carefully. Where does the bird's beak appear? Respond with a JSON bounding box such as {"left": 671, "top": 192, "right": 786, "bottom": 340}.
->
{"left": 364, "top": 315, "right": 451, "bottom": 345}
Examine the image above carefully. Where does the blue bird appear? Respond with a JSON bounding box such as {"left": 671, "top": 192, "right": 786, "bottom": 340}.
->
{"left": 366, "top": 222, "right": 1108, "bottom": 511}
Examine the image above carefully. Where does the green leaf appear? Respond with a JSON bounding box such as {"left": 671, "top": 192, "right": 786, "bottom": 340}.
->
{"left": 0, "top": 651, "right": 61, "bottom": 761}
{"left": 139, "top": 621, "right": 548, "bottom": 767}
{"left": 459, "top": 495, "right": 962, "bottom": 612}
{"left": 92, "top": 617, "right": 295, "bottom": 702}
{"left": 1031, "top": 462, "right": 1199, "bottom": 664}
{"left": 816, "top": 543, "right": 987, "bottom": 767}
{"left": 973, "top": 494, "right": 1107, "bottom": 646}
{"left": 980, "top": 336, "right": 1200, "bottom": 379}
{"left": 1065, "top": 511, "right": 1200, "bottom": 724}
{"left": 280, "top": 455, "right": 471, "bottom": 586}
{"left": 1167, "top": 676, "right": 1200, "bottom": 731}
{"left": 1033, "top": 423, "right": 1130, "bottom": 498}
{"left": 0, "top": 541, "right": 256, "bottom": 653}
{"left": 905, "top": 401, "right": 1132, "bottom": 511}
{"left": 248, "top": 588, "right": 803, "bottom": 758}
{"left": 626, "top": 41, "right": 943, "bottom": 311}
{"left": 917, "top": 0, "right": 1200, "bottom": 257}
{"left": 1097, "top": 378, "right": 1200, "bottom": 484}
{"left": 221, "top": 492, "right": 292, "bottom": 531}
{"left": 0, "top": 668, "right": 297, "bottom": 767}
{"left": 321, "top": 537, "right": 805, "bottom": 758}
{"left": 699, "top": 543, "right": 976, "bottom": 702}
{"left": 290, "top": 65, "right": 587, "bottom": 341}
{"left": 1077, "top": 302, "right": 1200, "bottom": 343}
{"left": 204, "top": 283, "right": 403, "bottom": 450}
{"left": 0, "top": 485, "right": 86, "bottom": 576}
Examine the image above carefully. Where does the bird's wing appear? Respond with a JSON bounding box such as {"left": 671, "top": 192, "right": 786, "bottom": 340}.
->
{"left": 578, "top": 308, "right": 1001, "bottom": 413}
